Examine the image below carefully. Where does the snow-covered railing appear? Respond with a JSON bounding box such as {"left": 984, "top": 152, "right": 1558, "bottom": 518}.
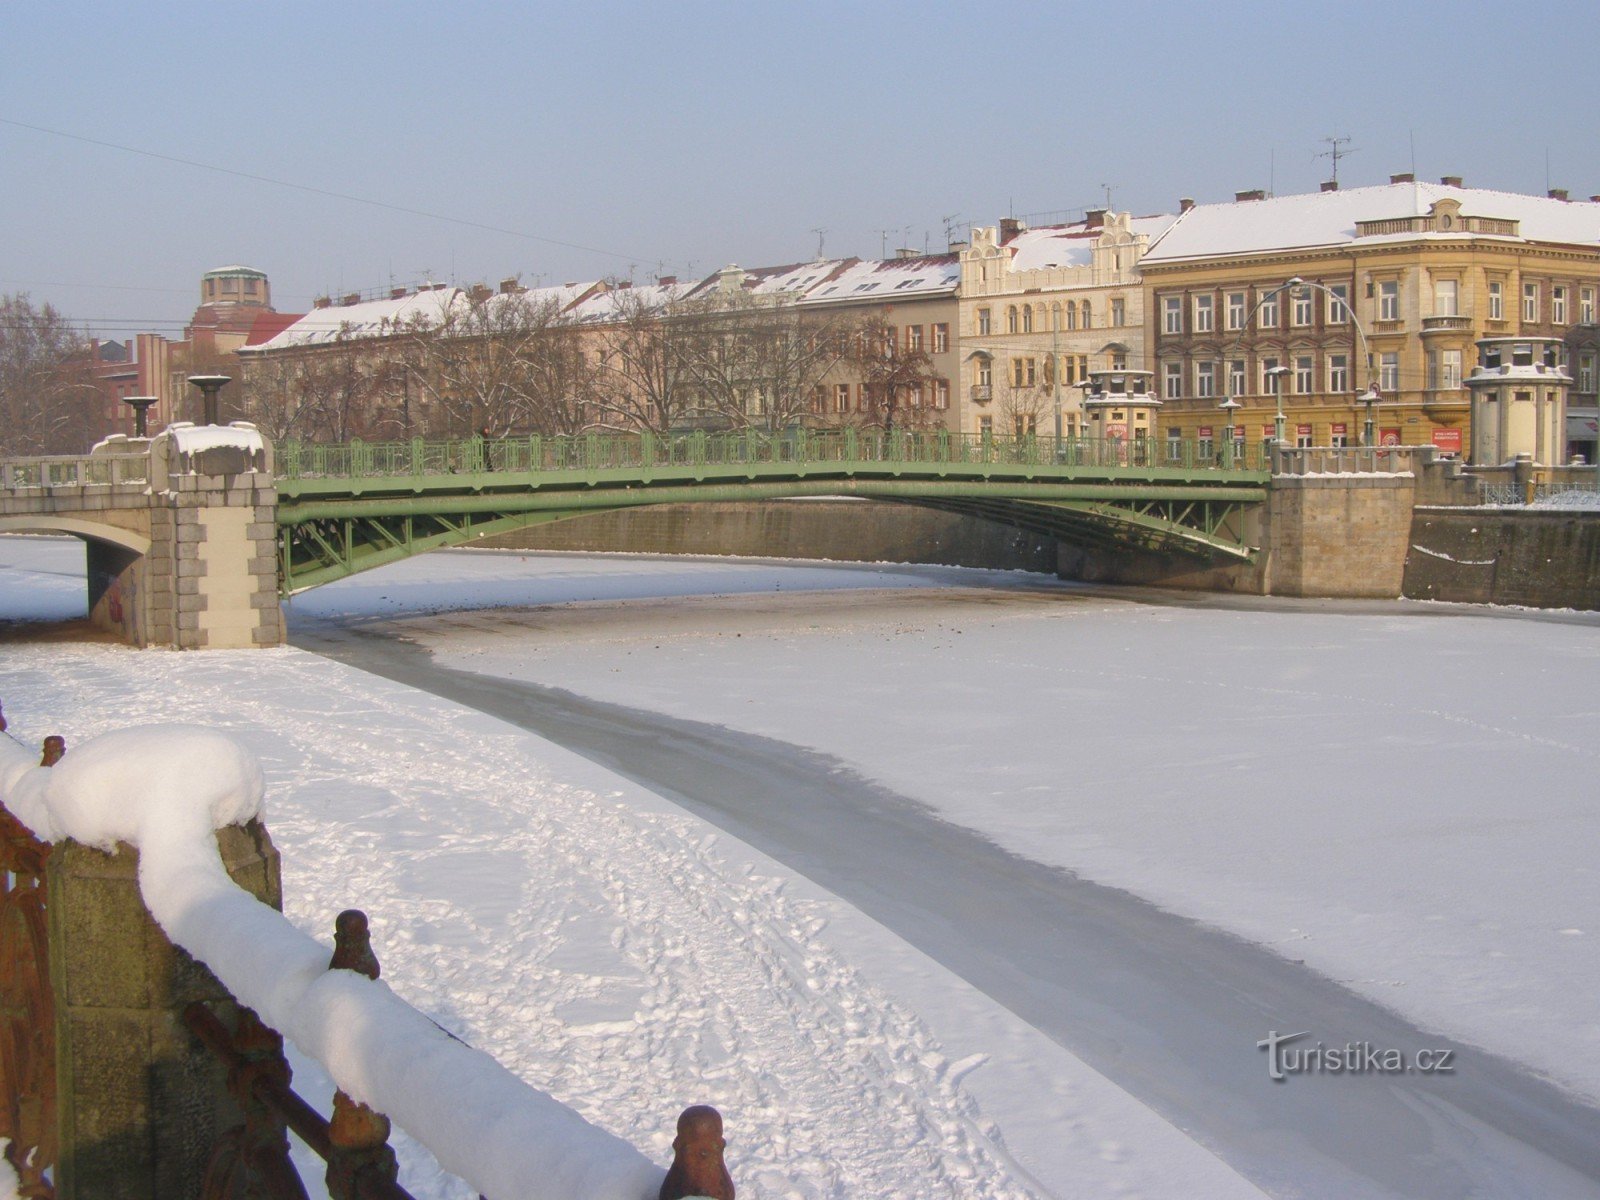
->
{"left": 1269, "top": 445, "right": 1420, "bottom": 475}
{"left": 0, "top": 703, "right": 729, "bottom": 1200}
{"left": 0, "top": 453, "right": 151, "bottom": 490}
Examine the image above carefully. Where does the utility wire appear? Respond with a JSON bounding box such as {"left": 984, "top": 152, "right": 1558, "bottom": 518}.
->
{"left": 0, "top": 116, "right": 652, "bottom": 266}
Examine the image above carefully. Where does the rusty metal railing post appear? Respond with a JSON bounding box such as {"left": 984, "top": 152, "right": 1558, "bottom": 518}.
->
{"left": 195, "top": 1006, "right": 310, "bottom": 1200}
{"left": 39, "top": 737, "right": 64, "bottom": 768}
{"left": 659, "top": 1105, "right": 734, "bottom": 1200}
{"left": 325, "top": 910, "right": 401, "bottom": 1200}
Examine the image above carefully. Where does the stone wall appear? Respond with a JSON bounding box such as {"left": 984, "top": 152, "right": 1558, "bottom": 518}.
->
{"left": 1404, "top": 509, "right": 1600, "bottom": 610}
{"left": 476, "top": 498, "right": 1061, "bottom": 573}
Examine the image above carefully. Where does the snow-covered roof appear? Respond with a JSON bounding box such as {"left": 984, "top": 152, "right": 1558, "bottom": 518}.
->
{"left": 565, "top": 280, "right": 700, "bottom": 323}
{"left": 800, "top": 254, "right": 960, "bottom": 305}
{"left": 247, "top": 288, "right": 464, "bottom": 350}
{"left": 1144, "top": 182, "right": 1600, "bottom": 263}
{"left": 1005, "top": 215, "right": 1177, "bottom": 272}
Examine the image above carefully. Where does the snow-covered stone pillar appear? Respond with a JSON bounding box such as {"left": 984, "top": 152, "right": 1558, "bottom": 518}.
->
{"left": 147, "top": 424, "right": 285, "bottom": 650}
{"left": 46, "top": 820, "right": 283, "bottom": 1198}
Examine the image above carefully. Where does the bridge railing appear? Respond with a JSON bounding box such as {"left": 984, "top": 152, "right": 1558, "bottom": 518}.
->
{"left": 0, "top": 453, "right": 151, "bottom": 490}
{"left": 1269, "top": 445, "right": 1422, "bottom": 475}
{"left": 277, "top": 430, "right": 1268, "bottom": 480}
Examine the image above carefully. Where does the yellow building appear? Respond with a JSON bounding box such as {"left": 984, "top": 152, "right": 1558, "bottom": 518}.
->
{"left": 957, "top": 210, "right": 1175, "bottom": 439}
{"left": 1139, "top": 178, "right": 1600, "bottom": 457}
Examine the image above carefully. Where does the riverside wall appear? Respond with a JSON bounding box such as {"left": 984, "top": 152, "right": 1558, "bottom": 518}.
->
{"left": 1403, "top": 509, "right": 1600, "bottom": 610}
{"left": 475, "top": 498, "right": 1060, "bottom": 572}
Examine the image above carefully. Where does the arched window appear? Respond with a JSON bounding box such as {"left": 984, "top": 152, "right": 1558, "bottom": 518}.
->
{"left": 1021, "top": 307, "right": 1034, "bottom": 333}
{"left": 1080, "top": 300, "right": 1092, "bottom": 328}
{"left": 1064, "top": 304, "right": 1077, "bottom": 331}
{"left": 1006, "top": 306, "right": 1019, "bottom": 334}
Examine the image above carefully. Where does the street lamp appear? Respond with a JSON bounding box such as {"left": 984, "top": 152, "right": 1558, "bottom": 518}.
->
{"left": 1265, "top": 365, "right": 1292, "bottom": 444}
{"left": 187, "top": 374, "right": 232, "bottom": 426}
{"left": 1218, "top": 396, "right": 1242, "bottom": 466}
{"left": 1359, "top": 386, "right": 1382, "bottom": 447}
{"left": 122, "top": 395, "right": 157, "bottom": 438}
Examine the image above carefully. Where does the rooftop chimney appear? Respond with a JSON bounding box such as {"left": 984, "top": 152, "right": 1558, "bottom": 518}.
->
{"left": 1179, "top": 197, "right": 1196, "bottom": 213}
{"left": 657, "top": 274, "right": 678, "bottom": 286}
{"left": 313, "top": 296, "right": 331, "bottom": 309}
{"left": 1084, "top": 208, "right": 1107, "bottom": 228}
{"left": 999, "top": 217, "right": 1024, "bottom": 243}
{"left": 469, "top": 283, "right": 492, "bottom": 303}
{"left": 1440, "top": 175, "right": 1463, "bottom": 187}
{"left": 499, "top": 277, "right": 520, "bottom": 294}
{"left": 1548, "top": 188, "right": 1569, "bottom": 201}
{"left": 341, "top": 293, "right": 360, "bottom": 307}
{"left": 1321, "top": 180, "right": 1339, "bottom": 192}
{"left": 1390, "top": 172, "right": 1415, "bottom": 184}
{"left": 390, "top": 287, "right": 407, "bottom": 300}
{"left": 1235, "top": 189, "right": 1266, "bottom": 202}
{"left": 895, "top": 247, "right": 920, "bottom": 259}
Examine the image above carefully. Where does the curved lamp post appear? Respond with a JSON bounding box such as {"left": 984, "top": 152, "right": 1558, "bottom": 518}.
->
{"left": 1214, "top": 276, "right": 1378, "bottom": 449}
{"left": 1218, "top": 396, "right": 1242, "bottom": 466}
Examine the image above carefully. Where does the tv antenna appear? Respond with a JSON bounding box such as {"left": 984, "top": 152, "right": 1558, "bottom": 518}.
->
{"left": 1101, "top": 183, "right": 1114, "bottom": 210}
{"left": 873, "top": 228, "right": 894, "bottom": 258}
{"left": 1318, "top": 135, "right": 1356, "bottom": 186}
{"left": 810, "top": 227, "right": 828, "bottom": 259}
{"left": 941, "top": 213, "right": 963, "bottom": 246}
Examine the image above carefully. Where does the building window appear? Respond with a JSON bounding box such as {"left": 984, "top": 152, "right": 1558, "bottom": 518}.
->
{"left": 934, "top": 323, "right": 949, "bottom": 353}
{"left": 1378, "top": 280, "right": 1399, "bottom": 321}
{"left": 1296, "top": 428, "right": 1313, "bottom": 449}
{"left": 976, "top": 358, "right": 992, "bottom": 387}
{"left": 1439, "top": 348, "right": 1462, "bottom": 390}
{"left": 1198, "top": 435, "right": 1214, "bottom": 459}
{"left": 977, "top": 309, "right": 992, "bottom": 336}
{"left": 1163, "top": 296, "right": 1182, "bottom": 335}
{"left": 1295, "top": 355, "right": 1314, "bottom": 393}
{"left": 1258, "top": 291, "right": 1280, "bottom": 328}
{"left": 1080, "top": 301, "right": 1092, "bottom": 328}
{"left": 1523, "top": 282, "right": 1539, "bottom": 323}
{"left": 1023, "top": 307, "right": 1036, "bottom": 333}
{"left": 1552, "top": 286, "right": 1567, "bottom": 324}
{"left": 1014, "top": 414, "right": 1038, "bottom": 437}
{"left": 1328, "top": 353, "right": 1349, "bottom": 393}
{"left": 979, "top": 415, "right": 993, "bottom": 437}
{"left": 1226, "top": 292, "right": 1247, "bottom": 330}
{"left": 1380, "top": 352, "right": 1399, "bottom": 391}
{"left": 1166, "top": 428, "right": 1183, "bottom": 457}
{"left": 1110, "top": 297, "right": 1126, "bottom": 327}
{"left": 206, "top": 279, "right": 216, "bottom": 298}
{"left": 1196, "top": 361, "right": 1216, "bottom": 397}
{"left": 1164, "top": 362, "right": 1183, "bottom": 398}
{"left": 1292, "top": 287, "right": 1313, "bottom": 327}
{"left": 1006, "top": 306, "right": 1019, "bottom": 334}
{"left": 908, "top": 383, "right": 924, "bottom": 408}
{"left": 1326, "top": 284, "right": 1350, "bottom": 324}
{"left": 905, "top": 325, "right": 923, "bottom": 352}
{"left": 1579, "top": 353, "right": 1596, "bottom": 393}
{"left": 934, "top": 379, "right": 950, "bottom": 408}
{"left": 1488, "top": 281, "right": 1504, "bottom": 320}
{"left": 244, "top": 278, "right": 258, "bottom": 296}
{"left": 1193, "top": 295, "right": 1214, "bottom": 333}
{"left": 1582, "top": 288, "right": 1595, "bottom": 324}
{"left": 1260, "top": 356, "right": 1281, "bottom": 394}
{"left": 1434, "top": 279, "right": 1458, "bottom": 317}
{"left": 833, "top": 383, "right": 850, "bottom": 412}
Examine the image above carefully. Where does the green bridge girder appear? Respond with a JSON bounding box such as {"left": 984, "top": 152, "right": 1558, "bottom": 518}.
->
{"left": 275, "top": 431, "right": 1270, "bottom": 594}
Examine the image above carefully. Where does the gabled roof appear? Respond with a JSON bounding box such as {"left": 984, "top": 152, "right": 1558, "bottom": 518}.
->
{"left": 1143, "top": 182, "right": 1600, "bottom": 264}
{"left": 247, "top": 288, "right": 464, "bottom": 351}
{"left": 242, "top": 310, "right": 304, "bottom": 347}
{"left": 1005, "top": 215, "right": 1177, "bottom": 272}
{"left": 799, "top": 254, "right": 959, "bottom": 305}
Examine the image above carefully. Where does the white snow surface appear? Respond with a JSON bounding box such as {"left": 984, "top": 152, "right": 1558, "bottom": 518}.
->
{"left": 0, "top": 1142, "right": 17, "bottom": 1200}
{"left": 0, "top": 537, "right": 1263, "bottom": 1200}
{"left": 289, "top": 549, "right": 1600, "bottom": 1111}
{"left": 162, "top": 421, "right": 267, "bottom": 456}
{"left": 0, "top": 725, "right": 663, "bottom": 1200}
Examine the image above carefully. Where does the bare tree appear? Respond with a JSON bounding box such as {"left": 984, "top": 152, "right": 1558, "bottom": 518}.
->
{"left": 994, "top": 376, "right": 1052, "bottom": 439}
{"left": 680, "top": 294, "right": 853, "bottom": 431}
{"left": 405, "top": 287, "right": 574, "bottom": 437}
{"left": 0, "top": 295, "right": 96, "bottom": 455}
{"left": 844, "top": 314, "right": 941, "bottom": 433}
{"left": 589, "top": 283, "right": 706, "bottom": 434}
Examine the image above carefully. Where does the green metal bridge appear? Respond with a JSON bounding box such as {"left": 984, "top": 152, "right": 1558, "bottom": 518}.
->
{"left": 276, "top": 430, "right": 1271, "bottom": 594}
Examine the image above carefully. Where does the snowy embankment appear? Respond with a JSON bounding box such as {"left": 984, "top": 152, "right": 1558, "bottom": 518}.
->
{"left": 0, "top": 725, "right": 662, "bottom": 1200}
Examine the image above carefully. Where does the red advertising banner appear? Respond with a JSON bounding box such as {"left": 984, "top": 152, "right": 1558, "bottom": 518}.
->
{"left": 1296, "top": 423, "right": 1313, "bottom": 436}
{"left": 1262, "top": 424, "right": 1276, "bottom": 437}
{"left": 1431, "top": 427, "right": 1463, "bottom": 454}
{"left": 1331, "top": 422, "right": 1348, "bottom": 435}
{"left": 1198, "top": 425, "right": 1214, "bottom": 437}
{"left": 1380, "top": 428, "right": 1402, "bottom": 446}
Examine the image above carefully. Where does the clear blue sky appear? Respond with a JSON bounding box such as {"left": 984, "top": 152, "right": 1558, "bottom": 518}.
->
{"left": 3, "top": 0, "right": 1597, "bottom": 339}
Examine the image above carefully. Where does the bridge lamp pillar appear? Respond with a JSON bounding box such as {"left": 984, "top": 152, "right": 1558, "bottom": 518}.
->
{"left": 187, "top": 374, "right": 232, "bottom": 426}
{"left": 1359, "top": 387, "right": 1381, "bottom": 447}
{"left": 1265, "top": 365, "right": 1292, "bottom": 445}
{"left": 122, "top": 395, "right": 158, "bottom": 438}
{"left": 1218, "top": 396, "right": 1243, "bottom": 467}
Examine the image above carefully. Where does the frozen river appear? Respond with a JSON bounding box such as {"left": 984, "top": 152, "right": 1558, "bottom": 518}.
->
{"left": 5, "top": 537, "right": 1600, "bottom": 1198}
{"left": 288, "top": 549, "right": 1600, "bottom": 1200}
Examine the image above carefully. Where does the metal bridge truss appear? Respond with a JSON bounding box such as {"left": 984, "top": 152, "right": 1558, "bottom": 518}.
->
{"left": 279, "top": 477, "right": 1265, "bottom": 595}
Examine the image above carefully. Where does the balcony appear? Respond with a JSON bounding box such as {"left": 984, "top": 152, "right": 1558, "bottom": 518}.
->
{"left": 1421, "top": 314, "right": 1472, "bottom": 335}
{"left": 970, "top": 385, "right": 993, "bottom": 403}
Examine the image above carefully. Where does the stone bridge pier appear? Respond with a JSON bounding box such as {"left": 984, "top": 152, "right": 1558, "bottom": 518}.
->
{"left": 0, "top": 425, "right": 284, "bottom": 649}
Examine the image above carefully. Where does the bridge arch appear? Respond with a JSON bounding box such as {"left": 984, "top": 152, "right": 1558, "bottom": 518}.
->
{"left": 0, "top": 515, "right": 151, "bottom": 554}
